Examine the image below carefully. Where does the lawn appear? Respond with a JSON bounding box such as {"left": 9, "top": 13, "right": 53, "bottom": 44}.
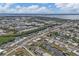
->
{"left": 0, "top": 36, "right": 15, "bottom": 45}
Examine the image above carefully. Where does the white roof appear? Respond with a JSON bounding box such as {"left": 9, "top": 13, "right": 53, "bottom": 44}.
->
{"left": 43, "top": 53, "right": 51, "bottom": 56}
{"left": 0, "top": 29, "right": 4, "bottom": 32}
{"left": 0, "top": 49, "right": 4, "bottom": 53}
{"left": 36, "top": 38, "right": 41, "bottom": 40}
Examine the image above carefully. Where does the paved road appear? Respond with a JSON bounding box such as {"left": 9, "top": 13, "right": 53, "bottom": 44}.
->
{"left": 23, "top": 46, "right": 35, "bottom": 56}
{"left": 5, "top": 28, "right": 50, "bottom": 56}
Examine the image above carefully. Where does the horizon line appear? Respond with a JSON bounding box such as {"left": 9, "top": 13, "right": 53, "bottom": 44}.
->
{"left": 0, "top": 13, "right": 79, "bottom": 15}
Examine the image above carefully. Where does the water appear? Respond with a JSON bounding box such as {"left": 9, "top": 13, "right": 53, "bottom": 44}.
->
{"left": 48, "top": 15, "right": 79, "bottom": 20}
{"left": 0, "top": 14, "right": 79, "bottom": 20}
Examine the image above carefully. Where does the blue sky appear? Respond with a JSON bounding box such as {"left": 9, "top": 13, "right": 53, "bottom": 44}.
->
{"left": 0, "top": 3, "right": 79, "bottom": 14}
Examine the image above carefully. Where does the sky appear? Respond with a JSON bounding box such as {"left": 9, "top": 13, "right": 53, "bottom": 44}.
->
{"left": 0, "top": 3, "right": 79, "bottom": 14}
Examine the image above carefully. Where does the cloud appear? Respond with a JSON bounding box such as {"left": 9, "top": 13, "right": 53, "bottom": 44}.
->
{"left": 55, "top": 3, "right": 79, "bottom": 14}
{"left": 0, "top": 3, "right": 53, "bottom": 14}
{"left": 14, "top": 5, "right": 53, "bottom": 14}
{"left": 55, "top": 3, "right": 68, "bottom": 8}
{"left": 0, "top": 3, "right": 14, "bottom": 13}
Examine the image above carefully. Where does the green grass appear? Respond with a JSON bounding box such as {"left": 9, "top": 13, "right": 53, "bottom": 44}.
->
{"left": 0, "top": 36, "right": 15, "bottom": 45}
{"left": 0, "top": 25, "right": 50, "bottom": 45}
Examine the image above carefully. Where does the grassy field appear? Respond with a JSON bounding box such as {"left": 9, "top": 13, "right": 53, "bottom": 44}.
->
{"left": 0, "top": 36, "right": 15, "bottom": 45}
{"left": 0, "top": 25, "right": 49, "bottom": 45}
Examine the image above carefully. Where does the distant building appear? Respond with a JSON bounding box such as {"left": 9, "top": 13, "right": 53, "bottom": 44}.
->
{"left": 0, "top": 29, "right": 6, "bottom": 36}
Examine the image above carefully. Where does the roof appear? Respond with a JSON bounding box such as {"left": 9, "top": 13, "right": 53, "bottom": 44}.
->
{"left": 0, "top": 49, "right": 4, "bottom": 53}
